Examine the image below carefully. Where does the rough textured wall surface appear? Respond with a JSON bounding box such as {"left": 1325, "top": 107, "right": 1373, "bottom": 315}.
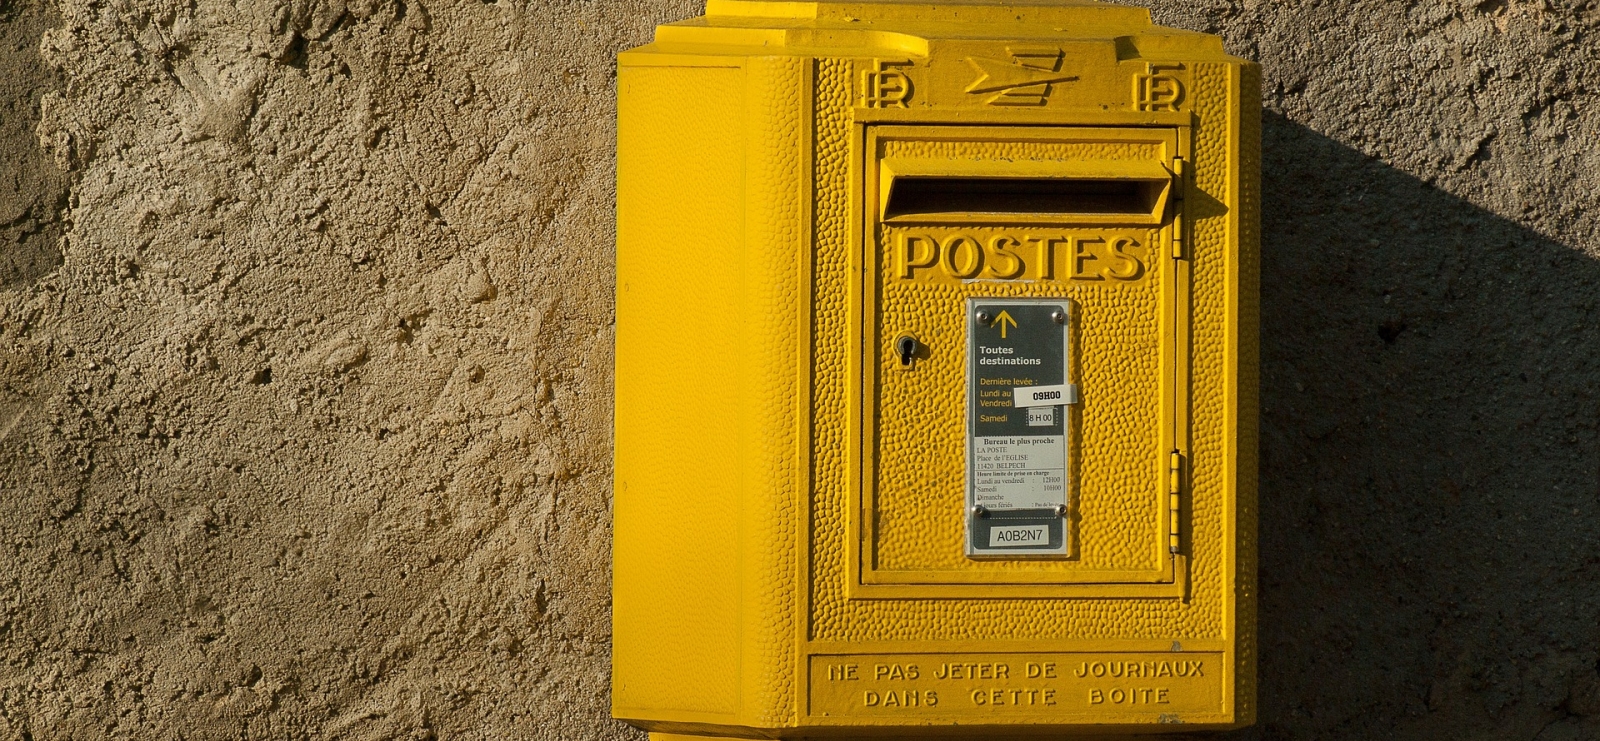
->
{"left": 0, "top": 0, "right": 696, "bottom": 737}
{"left": 0, "top": 0, "right": 1597, "bottom": 739}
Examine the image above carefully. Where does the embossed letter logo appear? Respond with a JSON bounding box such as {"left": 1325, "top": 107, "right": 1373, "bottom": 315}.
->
{"left": 1134, "top": 63, "right": 1187, "bottom": 112}
{"left": 965, "top": 47, "right": 1078, "bottom": 106}
{"left": 862, "top": 60, "right": 913, "bottom": 109}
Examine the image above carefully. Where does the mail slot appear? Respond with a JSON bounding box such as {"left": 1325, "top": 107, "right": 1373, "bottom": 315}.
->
{"left": 613, "top": 1, "right": 1259, "bottom": 737}
{"left": 880, "top": 158, "right": 1174, "bottom": 221}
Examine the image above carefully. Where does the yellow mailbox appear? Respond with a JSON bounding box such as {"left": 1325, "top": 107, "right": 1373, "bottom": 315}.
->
{"left": 614, "top": 0, "right": 1258, "bottom": 736}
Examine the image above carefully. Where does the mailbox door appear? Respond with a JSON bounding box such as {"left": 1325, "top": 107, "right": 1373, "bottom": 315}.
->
{"left": 858, "top": 125, "right": 1188, "bottom": 593}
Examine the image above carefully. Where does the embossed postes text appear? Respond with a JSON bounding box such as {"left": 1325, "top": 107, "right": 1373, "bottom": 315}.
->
{"left": 895, "top": 232, "right": 1148, "bottom": 283}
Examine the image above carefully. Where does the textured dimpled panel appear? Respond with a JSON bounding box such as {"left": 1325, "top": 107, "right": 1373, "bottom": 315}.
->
{"left": 871, "top": 223, "right": 1166, "bottom": 577}
{"left": 809, "top": 58, "right": 855, "bottom": 642}
{"left": 1182, "top": 62, "right": 1231, "bottom": 636}
{"left": 743, "top": 56, "right": 804, "bottom": 726}
{"left": 809, "top": 59, "right": 1233, "bottom": 644}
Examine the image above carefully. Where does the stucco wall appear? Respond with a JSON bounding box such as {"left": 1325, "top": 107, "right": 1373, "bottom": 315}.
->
{"left": 0, "top": 0, "right": 1597, "bottom": 739}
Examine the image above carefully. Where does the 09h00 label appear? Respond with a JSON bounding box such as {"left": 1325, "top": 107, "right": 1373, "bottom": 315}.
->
{"left": 966, "top": 299, "right": 1073, "bottom": 557}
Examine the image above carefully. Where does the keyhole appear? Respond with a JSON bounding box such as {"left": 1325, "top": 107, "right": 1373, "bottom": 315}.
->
{"left": 895, "top": 335, "right": 920, "bottom": 368}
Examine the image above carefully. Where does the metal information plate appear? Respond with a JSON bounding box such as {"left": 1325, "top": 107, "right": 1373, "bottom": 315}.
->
{"left": 966, "top": 299, "right": 1075, "bottom": 558}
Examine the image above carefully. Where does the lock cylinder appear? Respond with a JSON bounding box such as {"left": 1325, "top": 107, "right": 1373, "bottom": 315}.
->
{"left": 895, "top": 335, "right": 920, "bottom": 367}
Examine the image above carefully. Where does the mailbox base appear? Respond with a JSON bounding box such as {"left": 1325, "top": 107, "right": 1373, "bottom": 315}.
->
{"left": 648, "top": 727, "right": 1244, "bottom": 740}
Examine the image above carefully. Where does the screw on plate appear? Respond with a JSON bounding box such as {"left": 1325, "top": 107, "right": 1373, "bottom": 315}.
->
{"left": 971, "top": 505, "right": 989, "bottom": 519}
{"left": 976, "top": 310, "right": 993, "bottom": 324}
{"left": 1051, "top": 309, "right": 1067, "bottom": 325}
{"left": 895, "top": 335, "right": 920, "bottom": 368}
{"left": 1055, "top": 504, "right": 1068, "bottom": 518}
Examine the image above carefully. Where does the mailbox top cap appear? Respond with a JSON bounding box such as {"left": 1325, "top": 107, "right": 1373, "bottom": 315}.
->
{"left": 635, "top": 0, "right": 1231, "bottom": 58}
{"left": 706, "top": 0, "right": 1153, "bottom": 26}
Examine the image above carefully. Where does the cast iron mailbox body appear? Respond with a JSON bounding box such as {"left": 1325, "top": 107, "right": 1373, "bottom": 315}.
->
{"left": 614, "top": 1, "right": 1259, "bottom": 736}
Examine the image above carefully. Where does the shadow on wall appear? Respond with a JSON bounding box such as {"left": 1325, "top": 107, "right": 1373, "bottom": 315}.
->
{"left": 0, "top": 0, "right": 67, "bottom": 289}
{"left": 1207, "top": 113, "right": 1600, "bottom": 740}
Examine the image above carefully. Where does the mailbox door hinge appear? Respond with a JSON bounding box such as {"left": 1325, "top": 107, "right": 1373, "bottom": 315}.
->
{"left": 1170, "top": 157, "right": 1187, "bottom": 260}
{"left": 1167, "top": 450, "right": 1183, "bottom": 554}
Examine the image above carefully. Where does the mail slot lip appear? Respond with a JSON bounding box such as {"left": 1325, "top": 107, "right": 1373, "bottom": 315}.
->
{"left": 868, "top": 125, "right": 1181, "bottom": 227}
{"left": 880, "top": 157, "right": 1173, "bottom": 225}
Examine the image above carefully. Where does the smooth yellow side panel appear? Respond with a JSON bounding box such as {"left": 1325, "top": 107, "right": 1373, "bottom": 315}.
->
{"left": 614, "top": 63, "right": 748, "bottom": 718}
